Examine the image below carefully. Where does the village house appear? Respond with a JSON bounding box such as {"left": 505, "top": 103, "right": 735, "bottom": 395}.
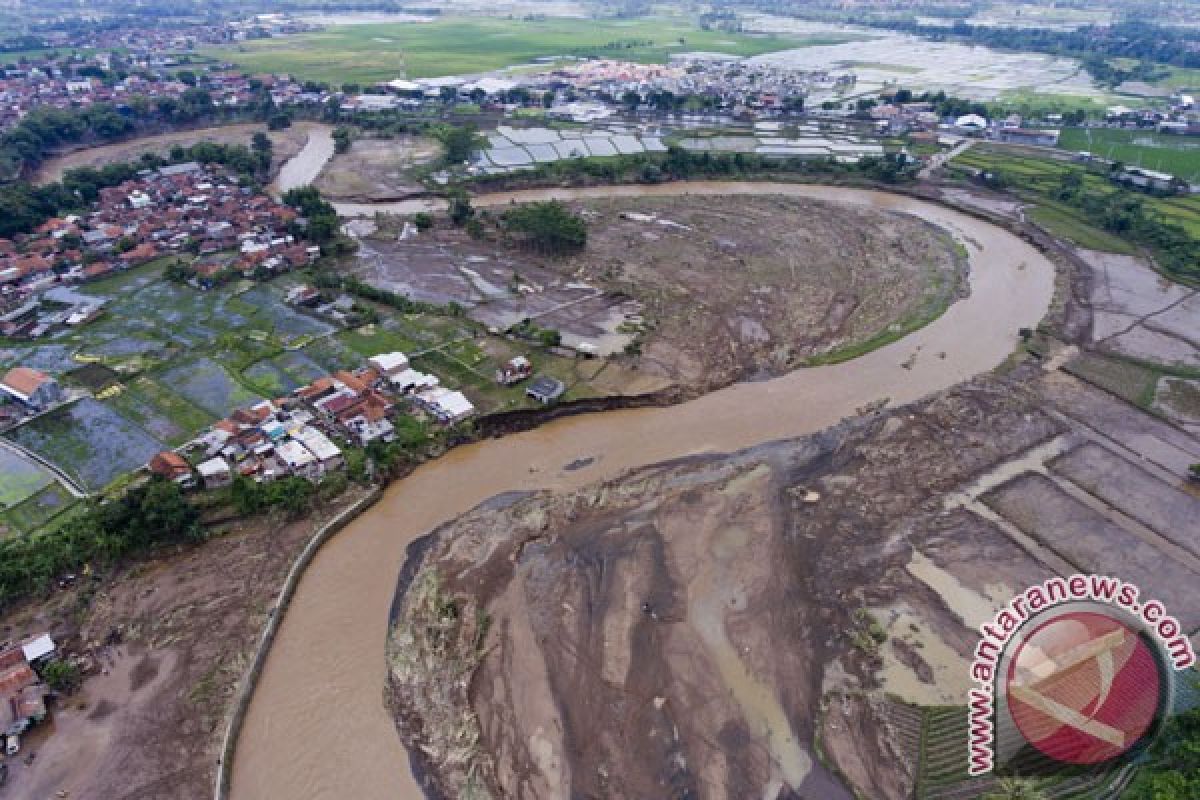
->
{"left": 415, "top": 387, "right": 475, "bottom": 424}
{"left": 0, "top": 634, "right": 55, "bottom": 747}
{"left": 0, "top": 367, "right": 63, "bottom": 411}
{"left": 148, "top": 451, "right": 196, "bottom": 488}
{"left": 496, "top": 355, "right": 533, "bottom": 386}
{"left": 196, "top": 457, "right": 233, "bottom": 488}
{"left": 526, "top": 375, "right": 567, "bottom": 405}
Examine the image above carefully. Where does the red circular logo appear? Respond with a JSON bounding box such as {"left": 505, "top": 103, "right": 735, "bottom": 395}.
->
{"left": 1005, "top": 611, "right": 1162, "bottom": 765}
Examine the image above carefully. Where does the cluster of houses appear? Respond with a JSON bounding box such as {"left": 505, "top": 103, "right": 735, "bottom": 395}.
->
{"left": 0, "top": 161, "right": 317, "bottom": 339}
{"left": 0, "top": 634, "right": 56, "bottom": 756}
{"left": 150, "top": 351, "right": 478, "bottom": 490}
{"left": 0, "top": 45, "right": 334, "bottom": 131}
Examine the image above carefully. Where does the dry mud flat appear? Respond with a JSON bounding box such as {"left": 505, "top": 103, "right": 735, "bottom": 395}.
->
{"left": 387, "top": 367, "right": 1200, "bottom": 800}
{"left": 313, "top": 136, "right": 439, "bottom": 202}
{"left": 0, "top": 491, "right": 372, "bottom": 800}
{"left": 356, "top": 194, "right": 965, "bottom": 390}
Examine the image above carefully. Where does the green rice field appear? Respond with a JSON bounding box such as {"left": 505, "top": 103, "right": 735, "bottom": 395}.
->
{"left": 1058, "top": 128, "right": 1200, "bottom": 182}
{"left": 951, "top": 146, "right": 1200, "bottom": 247}
{"left": 202, "top": 16, "right": 859, "bottom": 84}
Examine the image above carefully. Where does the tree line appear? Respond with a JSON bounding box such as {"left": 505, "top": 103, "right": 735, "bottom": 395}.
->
{"left": 0, "top": 478, "right": 200, "bottom": 609}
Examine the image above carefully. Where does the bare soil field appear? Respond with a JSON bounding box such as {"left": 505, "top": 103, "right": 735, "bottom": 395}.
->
{"left": 0, "top": 488, "right": 373, "bottom": 800}
{"left": 31, "top": 122, "right": 320, "bottom": 185}
{"left": 313, "top": 136, "right": 439, "bottom": 201}
{"left": 355, "top": 194, "right": 966, "bottom": 393}
{"left": 387, "top": 360, "right": 1200, "bottom": 799}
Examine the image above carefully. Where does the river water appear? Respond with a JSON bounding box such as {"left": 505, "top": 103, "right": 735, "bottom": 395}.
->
{"left": 234, "top": 136, "right": 1056, "bottom": 799}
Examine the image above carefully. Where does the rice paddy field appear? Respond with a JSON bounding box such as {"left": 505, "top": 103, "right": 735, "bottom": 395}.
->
{"left": 202, "top": 16, "right": 856, "bottom": 84}
{"left": 7, "top": 399, "right": 164, "bottom": 492}
{"left": 1057, "top": 128, "right": 1200, "bottom": 183}
{"left": 949, "top": 145, "right": 1200, "bottom": 252}
{"left": 0, "top": 447, "right": 56, "bottom": 511}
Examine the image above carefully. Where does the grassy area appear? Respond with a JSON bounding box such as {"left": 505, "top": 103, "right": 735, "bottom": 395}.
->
{"left": 992, "top": 89, "right": 1117, "bottom": 115}
{"left": 202, "top": 16, "right": 861, "bottom": 84}
{"left": 1153, "top": 66, "right": 1200, "bottom": 91}
{"left": 951, "top": 145, "right": 1200, "bottom": 253}
{"left": 1057, "top": 128, "right": 1200, "bottom": 182}
{"left": 1024, "top": 203, "right": 1139, "bottom": 254}
{"left": 0, "top": 482, "right": 77, "bottom": 535}
{"left": 0, "top": 447, "right": 55, "bottom": 509}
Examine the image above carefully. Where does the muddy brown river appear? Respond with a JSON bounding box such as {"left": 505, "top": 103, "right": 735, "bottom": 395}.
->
{"left": 233, "top": 133, "right": 1055, "bottom": 799}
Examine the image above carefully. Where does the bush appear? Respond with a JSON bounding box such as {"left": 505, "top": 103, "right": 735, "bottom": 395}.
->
{"left": 503, "top": 201, "right": 587, "bottom": 256}
{"left": 0, "top": 478, "right": 201, "bottom": 609}
{"left": 413, "top": 212, "right": 433, "bottom": 231}
{"left": 41, "top": 659, "right": 82, "bottom": 693}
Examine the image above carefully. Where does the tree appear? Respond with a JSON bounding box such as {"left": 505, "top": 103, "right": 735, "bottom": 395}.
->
{"left": 41, "top": 659, "right": 82, "bottom": 693}
{"left": 447, "top": 188, "right": 474, "bottom": 226}
{"left": 503, "top": 201, "right": 587, "bottom": 256}
{"left": 542, "top": 90, "right": 555, "bottom": 109}
{"left": 413, "top": 212, "right": 433, "bottom": 231}
{"left": 332, "top": 126, "right": 352, "bottom": 154}
{"left": 435, "top": 124, "right": 482, "bottom": 165}
{"left": 251, "top": 131, "right": 272, "bottom": 155}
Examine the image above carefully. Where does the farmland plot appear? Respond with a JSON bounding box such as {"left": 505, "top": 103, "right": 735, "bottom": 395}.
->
{"left": 6, "top": 399, "right": 165, "bottom": 491}
{"left": 161, "top": 357, "right": 264, "bottom": 418}
{"left": 0, "top": 447, "right": 56, "bottom": 510}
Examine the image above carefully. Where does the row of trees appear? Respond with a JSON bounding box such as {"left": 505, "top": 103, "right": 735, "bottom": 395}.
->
{"left": 0, "top": 478, "right": 201, "bottom": 609}
{"left": 0, "top": 89, "right": 223, "bottom": 181}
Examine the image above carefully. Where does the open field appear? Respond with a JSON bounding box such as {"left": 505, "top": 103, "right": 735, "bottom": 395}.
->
{"left": 354, "top": 193, "right": 965, "bottom": 393}
{"left": 1058, "top": 127, "right": 1200, "bottom": 182}
{"left": 388, "top": 365, "right": 1200, "bottom": 800}
{"left": 203, "top": 16, "right": 859, "bottom": 84}
{"left": 0, "top": 481, "right": 77, "bottom": 535}
{"left": 0, "top": 446, "right": 55, "bottom": 511}
{"left": 0, "top": 485, "right": 375, "bottom": 800}
{"left": 313, "top": 136, "right": 440, "bottom": 201}
{"left": 1154, "top": 66, "right": 1200, "bottom": 91}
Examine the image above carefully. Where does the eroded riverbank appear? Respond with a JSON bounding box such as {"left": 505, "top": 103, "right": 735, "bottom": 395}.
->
{"left": 228, "top": 183, "right": 1055, "bottom": 800}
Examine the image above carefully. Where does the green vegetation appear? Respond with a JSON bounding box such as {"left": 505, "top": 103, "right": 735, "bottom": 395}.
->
{"left": 849, "top": 608, "right": 888, "bottom": 654}
{"left": 503, "top": 200, "right": 587, "bottom": 256}
{"left": 282, "top": 185, "right": 341, "bottom": 245}
{"left": 41, "top": 658, "right": 83, "bottom": 693}
{"left": 433, "top": 123, "right": 483, "bottom": 166}
{"left": 203, "top": 16, "right": 861, "bottom": 84}
{"left": 229, "top": 474, "right": 315, "bottom": 516}
{"left": 0, "top": 477, "right": 200, "bottom": 608}
{"left": 0, "top": 482, "right": 77, "bottom": 536}
{"left": 1124, "top": 692, "right": 1200, "bottom": 799}
{"left": 951, "top": 147, "right": 1200, "bottom": 282}
{"left": 1024, "top": 203, "right": 1139, "bottom": 254}
{"left": 1058, "top": 128, "right": 1200, "bottom": 183}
